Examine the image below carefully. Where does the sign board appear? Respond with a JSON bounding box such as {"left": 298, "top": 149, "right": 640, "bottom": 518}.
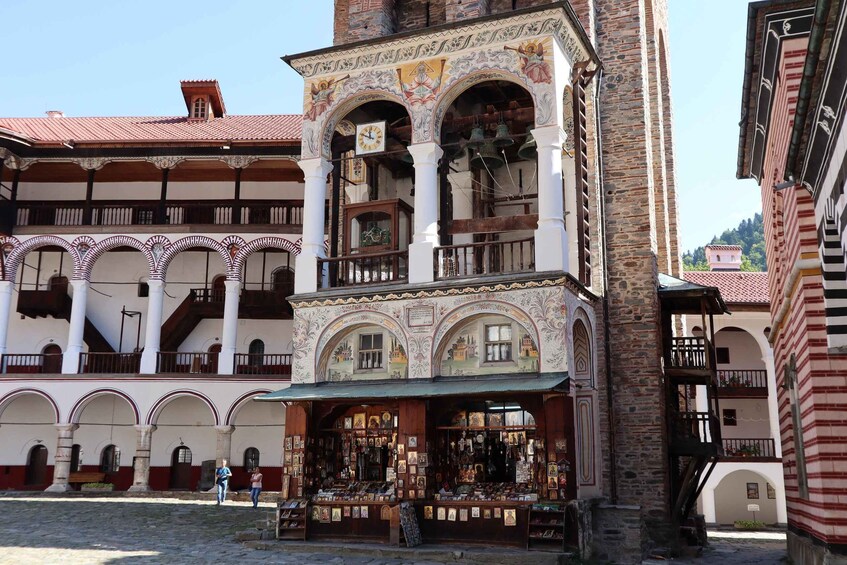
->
{"left": 407, "top": 306, "right": 434, "bottom": 328}
{"left": 399, "top": 502, "right": 422, "bottom": 547}
{"left": 747, "top": 504, "right": 760, "bottom": 512}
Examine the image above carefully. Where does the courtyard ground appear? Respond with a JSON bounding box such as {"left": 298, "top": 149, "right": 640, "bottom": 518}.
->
{"left": 0, "top": 494, "right": 787, "bottom": 564}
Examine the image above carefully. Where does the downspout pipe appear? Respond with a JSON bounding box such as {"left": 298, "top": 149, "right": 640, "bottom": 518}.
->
{"left": 785, "top": 0, "right": 833, "bottom": 183}
{"left": 594, "top": 67, "right": 618, "bottom": 504}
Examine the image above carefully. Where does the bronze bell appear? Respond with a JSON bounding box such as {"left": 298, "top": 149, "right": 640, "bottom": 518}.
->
{"left": 470, "top": 142, "right": 505, "bottom": 170}
{"left": 492, "top": 121, "right": 514, "bottom": 147}
{"left": 517, "top": 127, "right": 537, "bottom": 160}
{"left": 401, "top": 148, "right": 414, "bottom": 164}
{"left": 466, "top": 125, "right": 485, "bottom": 149}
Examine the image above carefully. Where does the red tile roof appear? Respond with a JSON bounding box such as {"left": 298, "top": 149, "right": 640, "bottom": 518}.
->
{"left": 0, "top": 114, "right": 302, "bottom": 145}
{"left": 705, "top": 244, "right": 743, "bottom": 251}
{"left": 683, "top": 271, "right": 770, "bottom": 305}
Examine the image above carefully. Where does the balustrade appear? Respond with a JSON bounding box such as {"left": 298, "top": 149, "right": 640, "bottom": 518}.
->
{"left": 435, "top": 237, "right": 534, "bottom": 279}
{"left": 234, "top": 353, "right": 292, "bottom": 376}
{"left": 667, "top": 337, "right": 714, "bottom": 370}
{"left": 722, "top": 438, "right": 776, "bottom": 459}
{"left": 1, "top": 353, "right": 63, "bottom": 374}
{"left": 79, "top": 352, "right": 141, "bottom": 374}
{"left": 318, "top": 250, "right": 408, "bottom": 289}
{"left": 157, "top": 352, "right": 218, "bottom": 374}
{"left": 717, "top": 369, "right": 768, "bottom": 389}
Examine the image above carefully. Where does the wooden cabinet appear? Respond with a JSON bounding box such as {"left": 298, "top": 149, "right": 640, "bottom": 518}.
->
{"left": 526, "top": 507, "right": 566, "bottom": 552}
{"left": 277, "top": 498, "right": 308, "bottom": 541}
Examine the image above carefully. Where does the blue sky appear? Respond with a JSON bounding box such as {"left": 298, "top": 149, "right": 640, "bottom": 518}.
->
{"left": 2, "top": 0, "right": 761, "bottom": 252}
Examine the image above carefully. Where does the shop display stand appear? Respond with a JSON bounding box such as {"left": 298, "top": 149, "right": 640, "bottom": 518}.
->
{"left": 526, "top": 507, "right": 565, "bottom": 552}
{"left": 277, "top": 498, "right": 309, "bottom": 541}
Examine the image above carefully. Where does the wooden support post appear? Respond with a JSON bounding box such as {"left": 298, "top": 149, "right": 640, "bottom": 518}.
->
{"left": 157, "top": 168, "right": 169, "bottom": 224}
{"left": 83, "top": 169, "right": 95, "bottom": 225}
{"left": 232, "top": 167, "right": 242, "bottom": 225}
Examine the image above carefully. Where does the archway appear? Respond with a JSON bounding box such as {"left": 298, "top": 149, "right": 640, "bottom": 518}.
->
{"left": 229, "top": 393, "right": 285, "bottom": 491}
{"left": 713, "top": 469, "right": 779, "bottom": 525}
{"left": 25, "top": 445, "right": 48, "bottom": 486}
{"left": 41, "top": 344, "right": 62, "bottom": 374}
{"left": 572, "top": 318, "right": 592, "bottom": 386}
{"left": 170, "top": 446, "right": 193, "bottom": 490}
{"left": 0, "top": 390, "right": 58, "bottom": 490}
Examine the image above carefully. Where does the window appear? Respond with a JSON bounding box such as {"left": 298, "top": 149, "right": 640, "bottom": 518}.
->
{"left": 100, "top": 444, "right": 120, "bottom": 473}
{"left": 485, "top": 324, "right": 512, "bottom": 362}
{"left": 138, "top": 281, "right": 149, "bottom": 297}
{"left": 174, "top": 446, "right": 192, "bottom": 464}
{"left": 244, "top": 447, "right": 260, "bottom": 471}
{"left": 358, "top": 333, "right": 383, "bottom": 369}
{"left": 249, "top": 339, "right": 265, "bottom": 365}
{"left": 70, "top": 444, "right": 82, "bottom": 472}
{"left": 192, "top": 97, "right": 207, "bottom": 119}
{"left": 722, "top": 408, "right": 737, "bottom": 427}
{"left": 716, "top": 347, "right": 730, "bottom": 364}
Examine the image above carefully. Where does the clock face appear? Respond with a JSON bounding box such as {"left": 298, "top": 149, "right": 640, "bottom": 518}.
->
{"left": 356, "top": 122, "right": 386, "bottom": 155}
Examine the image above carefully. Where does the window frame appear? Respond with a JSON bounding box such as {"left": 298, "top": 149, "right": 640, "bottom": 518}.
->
{"left": 357, "top": 332, "right": 385, "bottom": 371}
{"left": 722, "top": 408, "right": 737, "bottom": 427}
{"left": 244, "top": 447, "right": 260, "bottom": 472}
{"left": 99, "top": 444, "right": 121, "bottom": 474}
{"left": 483, "top": 323, "right": 514, "bottom": 364}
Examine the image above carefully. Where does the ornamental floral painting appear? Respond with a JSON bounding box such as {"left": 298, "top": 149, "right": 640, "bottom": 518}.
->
{"left": 440, "top": 317, "right": 540, "bottom": 376}
{"left": 505, "top": 38, "right": 553, "bottom": 84}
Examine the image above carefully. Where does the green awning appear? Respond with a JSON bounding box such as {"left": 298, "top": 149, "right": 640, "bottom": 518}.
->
{"left": 255, "top": 372, "right": 570, "bottom": 402}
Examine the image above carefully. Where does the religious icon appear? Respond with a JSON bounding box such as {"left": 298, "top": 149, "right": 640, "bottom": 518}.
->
{"left": 472, "top": 507, "right": 480, "bottom": 519}
{"left": 483, "top": 509, "right": 491, "bottom": 519}
{"left": 304, "top": 75, "right": 349, "bottom": 122}
{"left": 469, "top": 412, "right": 485, "bottom": 427}
{"left": 407, "top": 451, "right": 418, "bottom": 466}
{"left": 381, "top": 411, "right": 392, "bottom": 428}
{"left": 504, "top": 508, "right": 517, "bottom": 526}
{"left": 416, "top": 476, "right": 426, "bottom": 490}
{"left": 353, "top": 413, "right": 366, "bottom": 429}
{"left": 460, "top": 508, "right": 468, "bottom": 522}
{"left": 494, "top": 508, "right": 502, "bottom": 519}
{"left": 320, "top": 507, "right": 331, "bottom": 523}
{"left": 344, "top": 417, "right": 353, "bottom": 429}
{"left": 397, "top": 444, "right": 405, "bottom": 456}
{"left": 362, "top": 505, "right": 369, "bottom": 519}
{"left": 447, "top": 508, "right": 457, "bottom": 522}
{"left": 332, "top": 507, "right": 342, "bottom": 522}
{"left": 398, "top": 461, "right": 407, "bottom": 474}
{"left": 396, "top": 58, "right": 446, "bottom": 106}
{"left": 747, "top": 482, "right": 760, "bottom": 499}
{"left": 368, "top": 415, "right": 381, "bottom": 429}
{"left": 424, "top": 506, "right": 434, "bottom": 520}
{"left": 343, "top": 506, "right": 351, "bottom": 517}
{"left": 548, "top": 477, "right": 558, "bottom": 490}
{"left": 437, "top": 507, "right": 446, "bottom": 521}
{"left": 418, "top": 453, "right": 428, "bottom": 467}
{"left": 409, "top": 465, "right": 417, "bottom": 475}
{"left": 352, "top": 506, "right": 360, "bottom": 519}
{"left": 285, "top": 437, "right": 293, "bottom": 451}
{"left": 408, "top": 436, "right": 418, "bottom": 448}
{"left": 408, "top": 489, "right": 416, "bottom": 499}
{"left": 311, "top": 506, "right": 321, "bottom": 521}
{"left": 504, "top": 40, "right": 552, "bottom": 84}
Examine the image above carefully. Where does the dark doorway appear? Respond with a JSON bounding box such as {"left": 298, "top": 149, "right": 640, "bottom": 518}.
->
{"left": 25, "top": 445, "right": 48, "bottom": 486}
{"left": 207, "top": 343, "right": 222, "bottom": 373}
{"left": 169, "top": 446, "right": 192, "bottom": 490}
{"left": 211, "top": 275, "right": 226, "bottom": 303}
{"left": 70, "top": 444, "right": 81, "bottom": 472}
{"left": 41, "top": 344, "right": 62, "bottom": 374}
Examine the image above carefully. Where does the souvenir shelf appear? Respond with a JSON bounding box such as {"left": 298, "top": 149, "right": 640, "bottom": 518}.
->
{"left": 526, "top": 505, "right": 565, "bottom": 552}
{"left": 276, "top": 498, "right": 309, "bottom": 541}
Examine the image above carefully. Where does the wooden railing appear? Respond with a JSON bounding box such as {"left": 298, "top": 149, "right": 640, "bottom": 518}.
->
{"left": 234, "top": 354, "right": 292, "bottom": 376}
{"left": 79, "top": 352, "right": 141, "bottom": 374}
{"left": 15, "top": 199, "right": 305, "bottom": 227}
{"left": 717, "top": 369, "right": 768, "bottom": 389}
{"left": 190, "top": 288, "right": 225, "bottom": 304}
{"left": 722, "top": 438, "right": 776, "bottom": 459}
{"left": 1, "top": 353, "right": 63, "bottom": 374}
{"left": 435, "top": 237, "right": 535, "bottom": 279}
{"left": 318, "top": 250, "right": 408, "bottom": 288}
{"left": 670, "top": 411, "right": 718, "bottom": 444}
{"left": 157, "top": 352, "right": 218, "bottom": 374}
{"left": 667, "top": 337, "right": 713, "bottom": 370}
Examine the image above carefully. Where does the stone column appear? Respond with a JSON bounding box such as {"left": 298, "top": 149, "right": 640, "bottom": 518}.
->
{"left": 140, "top": 280, "right": 165, "bottom": 374}
{"left": 61, "top": 279, "right": 89, "bottom": 374}
{"left": 532, "top": 126, "right": 569, "bottom": 273}
{"left": 763, "top": 350, "right": 782, "bottom": 457}
{"left": 408, "top": 142, "right": 443, "bottom": 284}
{"left": 45, "top": 423, "right": 78, "bottom": 492}
{"left": 128, "top": 424, "right": 156, "bottom": 492}
{"left": 218, "top": 280, "right": 240, "bottom": 375}
{"left": 294, "top": 157, "right": 333, "bottom": 294}
{"left": 0, "top": 281, "right": 15, "bottom": 357}
{"left": 214, "top": 425, "right": 235, "bottom": 467}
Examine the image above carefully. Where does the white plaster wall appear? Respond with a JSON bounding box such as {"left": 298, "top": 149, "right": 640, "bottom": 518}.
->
{"left": 713, "top": 468, "right": 779, "bottom": 524}
{"left": 230, "top": 401, "right": 286, "bottom": 471}
{"left": 88, "top": 253, "right": 152, "bottom": 351}
{"left": 720, "top": 398, "right": 772, "bottom": 439}
{"left": 73, "top": 396, "right": 136, "bottom": 469}
{"left": 240, "top": 181, "right": 306, "bottom": 200}
{"left": 151, "top": 396, "right": 217, "bottom": 466}
{"left": 89, "top": 182, "right": 159, "bottom": 201}
{"left": 0, "top": 396, "right": 57, "bottom": 465}
{"left": 17, "top": 183, "right": 87, "bottom": 201}
{"left": 715, "top": 329, "right": 766, "bottom": 370}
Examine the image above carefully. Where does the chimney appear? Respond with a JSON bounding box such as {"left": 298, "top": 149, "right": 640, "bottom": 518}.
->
{"left": 45, "top": 111, "right": 65, "bottom": 118}
{"left": 705, "top": 245, "right": 743, "bottom": 272}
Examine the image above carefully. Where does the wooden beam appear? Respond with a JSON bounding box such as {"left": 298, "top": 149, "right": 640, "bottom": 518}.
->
{"left": 448, "top": 214, "right": 538, "bottom": 235}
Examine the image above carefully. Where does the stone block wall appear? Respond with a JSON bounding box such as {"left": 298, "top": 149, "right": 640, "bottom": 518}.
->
{"left": 593, "top": 504, "right": 648, "bottom": 563}
{"left": 347, "top": 0, "right": 396, "bottom": 42}
{"left": 446, "top": 0, "right": 490, "bottom": 21}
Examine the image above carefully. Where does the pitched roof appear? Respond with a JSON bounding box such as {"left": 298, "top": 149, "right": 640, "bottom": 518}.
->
{"left": 683, "top": 271, "right": 770, "bottom": 305}
{"left": 705, "top": 244, "right": 743, "bottom": 251}
{"left": 0, "top": 114, "right": 303, "bottom": 145}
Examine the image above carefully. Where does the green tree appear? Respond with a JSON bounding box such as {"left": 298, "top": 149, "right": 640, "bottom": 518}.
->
{"left": 682, "top": 213, "right": 767, "bottom": 271}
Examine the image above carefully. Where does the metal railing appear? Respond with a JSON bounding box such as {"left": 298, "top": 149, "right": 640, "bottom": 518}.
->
{"left": 79, "top": 352, "right": 141, "bottom": 374}
{"left": 157, "top": 352, "right": 218, "bottom": 374}
{"left": 435, "top": 237, "right": 535, "bottom": 279}
{"left": 722, "top": 438, "right": 776, "bottom": 459}
{"left": 318, "top": 250, "right": 408, "bottom": 288}
{"left": 234, "top": 353, "right": 292, "bottom": 376}
{"left": 717, "top": 369, "right": 768, "bottom": 389}
{"left": 667, "top": 337, "right": 712, "bottom": 370}
{"left": 1, "top": 353, "right": 63, "bottom": 374}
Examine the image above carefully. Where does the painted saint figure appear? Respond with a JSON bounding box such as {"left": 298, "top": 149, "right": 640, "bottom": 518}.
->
{"left": 505, "top": 41, "right": 552, "bottom": 84}
{"left": 305, "top": 75, "right": 349, "bottom": 122}
{"left": 397, "top": 59, "right": 446, "bottom": 106}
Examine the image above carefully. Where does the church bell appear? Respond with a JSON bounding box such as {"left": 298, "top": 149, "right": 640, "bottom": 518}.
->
{"left": 470, "top": 142, "right": 505, "bottom": 170}
{"left": 492, "top": 121, "right": 514, "bottom": 147}
{"left": 517, "top": 127, "right": 537, "bottom": 160}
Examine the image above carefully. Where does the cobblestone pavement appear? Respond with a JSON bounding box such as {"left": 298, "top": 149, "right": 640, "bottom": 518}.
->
{"left": 0, "top": 495, "right": 787, "bottom": 564}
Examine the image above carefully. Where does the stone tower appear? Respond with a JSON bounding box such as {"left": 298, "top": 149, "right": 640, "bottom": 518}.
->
{"left": 303, "top": 0, "right": 684, "bottom": 556}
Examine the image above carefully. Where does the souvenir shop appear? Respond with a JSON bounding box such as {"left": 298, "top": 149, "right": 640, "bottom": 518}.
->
{"left": 259, "top": 374, "right": 578, "bottom": 550}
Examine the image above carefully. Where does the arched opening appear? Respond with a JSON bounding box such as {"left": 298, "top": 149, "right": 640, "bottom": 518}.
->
{"left": 170, "top": 446, "right": 193, "bottom": 490}
{"left": 211, "top": 275, "right": 226, "bottom": 303}
{"left": 41, "top": 344, "right": 63, "bottom": 374}
{"left": 435, "top": 313, "right": 538, "bottom": 377}
{"left": 0, "top": 391, "right": 57, "bottom": 490}
{"left": 436, "top": 79, "right": 537, "bottom": 278}
{"left": 714, "top": 327, "right": 767, "bottom": 390}
{"left": 713, "top": 469, "right": 779, "bottom": 525}
{"left": 229, "top": 396, "right": 284, "bottom": 491}
{"left": 322, "top": 99, "right": 414, "bottom": 288}
{"left": 100, "top": 444, "right": 120, "bottom": 474}
{"left": 72, "top": 392, "right": 137, "bottom": 490}
{"left": 70, "top": 444, "right": 82, "bottom": 472}
{"left": 248, "top": 339, "right": 265, "bottom": 365}
{"left": 150, "top": 393, "right": 216, "bottom": 491}
{"left": 243, "top": 447, "right": 260, "bottom": 472}
{"left": 572, "top": 320, "right": 592, "bottom": 386}
{"left": 319, "top": 323, "right": 408, "bottom": 382}
{"left": 25, "top": 445, "right": 48, "bottom": 486}
{"left": 239, "top": 249, "right": 295, "bottom": 319}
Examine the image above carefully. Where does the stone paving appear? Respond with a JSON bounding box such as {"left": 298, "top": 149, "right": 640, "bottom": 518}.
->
{"left": 0, "top": 494, "right": 788, "bottom": 564}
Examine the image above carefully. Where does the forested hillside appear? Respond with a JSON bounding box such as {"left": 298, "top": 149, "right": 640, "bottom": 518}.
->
{"left": 682, "top": 213, "right": 767, "bottom": 271}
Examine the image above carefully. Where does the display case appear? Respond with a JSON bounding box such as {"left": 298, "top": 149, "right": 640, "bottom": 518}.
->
{"left": 343, "top": 199, "right": 413, "bottom": 256}
{"left": 276, "top": 498, "right": 309, "bottom": 541}
{"left": 527, "top": 505, "right": 566, "bottom": 552}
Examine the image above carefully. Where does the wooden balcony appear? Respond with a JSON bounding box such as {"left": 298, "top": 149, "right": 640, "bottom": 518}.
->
{"left": 664, "top": 337, "right": 716, "bottom": 383}
{"left": 318, "top": 250, "right": 408, "bottom": 289}
{"left": 14, "top": 199, "right": 305, "bottom": 230}
{"left": 234, "top": 353, "right": 292, "bottom": 377}
{"left": 716, "top": 369, "right": 769, "bottom": 397}
{"left": 17, "top": 285, "right": 71, "bottom": 319}
{"left": 1, "top": 353, "right": 63, "bottom": 374}
{"left": 157, "top": 351, "right": 219, "bottom": 374}
{"left": 722, "top": 438, "right": 778, "bottom": 462}
{"left": 79, "top": 352, "right": 141, "bottom": 374}
{"left": 434, "top": 237, "right": 535, "bottom": 279}
{"left": 669, "top": 411, "right": 721, "bottom": 457}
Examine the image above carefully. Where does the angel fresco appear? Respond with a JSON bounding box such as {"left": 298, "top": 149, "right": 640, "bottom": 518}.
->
{"left": 397, "top": 59, "right": 446, "bottom": 106}
{"left": 505, "top": 40, "right": 552, "bottom": 84}
{"left": 304, "top": 75, "right": 349, "bottom": 122}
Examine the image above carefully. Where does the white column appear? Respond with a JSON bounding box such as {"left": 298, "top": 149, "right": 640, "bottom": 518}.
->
{"left": 0, "top": 281, "right": 15, "bottom": 357}
{"left": 695, "top": 384, "right": 711, "bottom": 442}
{"left": 448, "top": 171, "right": 474, "bottom": 246}
{"left": 775, "top": 481, "right": 788, "bottom": 524}
{"left": 562, "top": 155, "right": 579, "bottom": 278}
{"left": 763, "top": 350, "right": 782, "bottom": 457}
{"left": 408, "top": 142, "right": 443, "bottom": 284}
{"left": 45, "top": 423, "right": 78, "bottom": 492}
{"left": 218, "top": 280, "right": 240, "bottom": 375}
{"left": 701, "top": 483, "right": 717, "bottom": 524}
{"left": 294, "top": 157, "right": 332, "bottom": 294}
{"left": 128, "top": 424, "right": 156, "bottom": 492}
{"left": 140, "top": 280, "right": 165, "bottom": 374}
{"left": 61, "top": 279, "right": 89, "bottom": 374}
{"left": 214, "top": 425, "right": 235, "bottom": 467}
{"left": 532, "top": 126, "right": 569, "bottom": 273}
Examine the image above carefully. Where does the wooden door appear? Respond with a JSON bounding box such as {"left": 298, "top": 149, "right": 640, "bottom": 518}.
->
{"left": 25, "top": 445, "right": 48, "bottom": 486}
{"left": 169, "top": 446, "right": 192, "bottom": 490}
{"left": 207, "top": 343, "right": 222, "bottom": 374}
{"left": 42, "top": 344, "right": 62, "bottom": 374}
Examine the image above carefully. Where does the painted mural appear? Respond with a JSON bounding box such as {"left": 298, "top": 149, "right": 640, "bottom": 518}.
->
{"left": 397, "top": 58, "right": 446, "bottom": 105}
{"left": 305, "top": 75, "right": 349, "bottom": 122}
{"left": 440, "top": 317, "right": 539, "bottom": 376}
{"left": 505, "top": 38, "right": 553, "bottom": 84}
{"left": 325, "top": 326, "right": 408, "bottom": 382}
